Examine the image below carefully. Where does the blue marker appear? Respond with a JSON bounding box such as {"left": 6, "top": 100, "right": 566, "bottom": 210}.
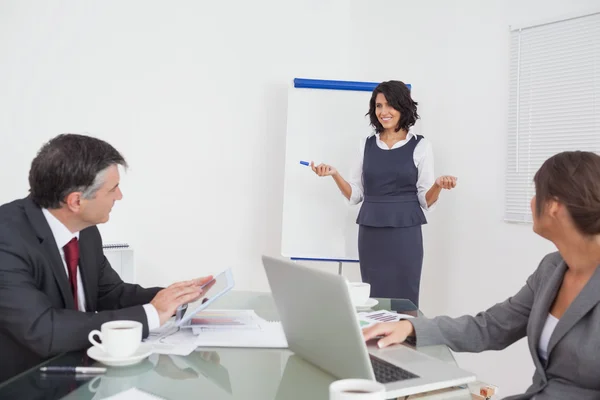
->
{"left": 300, "top": 161, "right": 309, "bottom": 166}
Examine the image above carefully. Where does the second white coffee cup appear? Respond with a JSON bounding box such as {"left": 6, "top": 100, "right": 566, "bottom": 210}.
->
{"left": 347, "top": 282, "right": 371, "bottom": 306}
{"left": 88, "top": 320, "right": 142, "bottom": 359}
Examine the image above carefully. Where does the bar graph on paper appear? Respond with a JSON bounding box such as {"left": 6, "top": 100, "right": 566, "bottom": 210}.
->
{"left": 358, "top": 310, "right": 415, "bottom": 328}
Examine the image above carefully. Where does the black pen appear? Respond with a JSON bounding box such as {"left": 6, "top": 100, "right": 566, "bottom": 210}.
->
{"left": 39, "top": 366, "right": 106, "bottom": 374}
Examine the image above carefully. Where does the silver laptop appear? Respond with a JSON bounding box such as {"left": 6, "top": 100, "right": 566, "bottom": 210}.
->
{"left": 262, "top": 255, "right": 476, "bottom": 399}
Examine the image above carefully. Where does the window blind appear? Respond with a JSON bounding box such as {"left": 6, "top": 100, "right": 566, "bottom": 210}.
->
{"left": 506, "top": 12, "right": 600, "bottom": 222}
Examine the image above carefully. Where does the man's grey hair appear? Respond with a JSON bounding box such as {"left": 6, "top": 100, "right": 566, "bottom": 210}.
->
{"left": 80, "top": 167, "right": 110, "bottom": 200}
{"left": 29, "top": 134, "right": 128, "bottom": 209}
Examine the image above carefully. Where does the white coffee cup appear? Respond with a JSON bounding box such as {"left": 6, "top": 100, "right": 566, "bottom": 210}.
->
{"left": 329, "top": 379, "right": 385, "bottom": 399}
{"left": 88, "top": 320, "right": 142, "bottom": 359}
{"left": 347, "top": 282, "right": 371, "bottom": 306}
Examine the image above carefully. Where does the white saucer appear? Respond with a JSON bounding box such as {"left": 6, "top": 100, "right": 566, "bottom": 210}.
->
{"left": 355, "top": 298, "right": 378, "bottom": 310}
{"left": 87, "top": 343, "right": 153, "bottom": 367}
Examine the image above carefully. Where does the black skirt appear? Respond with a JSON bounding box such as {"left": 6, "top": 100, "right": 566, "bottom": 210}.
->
{"left": 358, "top": 224, "right": 424, "bottom": 307}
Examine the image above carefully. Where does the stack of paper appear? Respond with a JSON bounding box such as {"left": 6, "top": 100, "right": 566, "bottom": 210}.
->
{"left": 145, "top": 309, "right": 409, "bottom": 354}
{"left": 144, "top": 310, "right": 288, "bottom": 354}
{"left": 186, "top": 310, "right": 262, "bottom": 332}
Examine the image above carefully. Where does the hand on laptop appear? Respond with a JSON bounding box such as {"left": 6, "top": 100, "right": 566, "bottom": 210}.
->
{"left": 151, "top": 276, "right": 214, "bottom": 326}
{"left": 362, "top": 320, "right": 415, "bottom": 348}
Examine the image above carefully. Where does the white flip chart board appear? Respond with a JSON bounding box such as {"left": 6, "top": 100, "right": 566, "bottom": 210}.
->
{"left": 280, "top": 78, "right": 382, "bottom": 262}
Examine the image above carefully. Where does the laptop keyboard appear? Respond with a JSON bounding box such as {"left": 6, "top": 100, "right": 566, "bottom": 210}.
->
{"left": 370, "top": 355, "right": 419, "bottom": 383}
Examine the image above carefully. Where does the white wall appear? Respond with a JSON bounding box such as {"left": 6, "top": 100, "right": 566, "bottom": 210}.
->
{"left": 1, "top": 0, "right": 598, "bottom": 396}
{"left": 341, "top": 0, "right": 599, "bottom": 396}
{"left": 0, "top": 0, "right": 356, "bottom": 292}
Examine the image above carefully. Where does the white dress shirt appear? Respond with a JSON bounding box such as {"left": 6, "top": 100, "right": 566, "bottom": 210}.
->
{"left": 348, "top": 129, "right": 437, "bottom": 210}
{"left": 41, "top": 209, "right": 160, "bottom": 330}
{"left": 538, "top": 313, "right": 559, "bottom": 361}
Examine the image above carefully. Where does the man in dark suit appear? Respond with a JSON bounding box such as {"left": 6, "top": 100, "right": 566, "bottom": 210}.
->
{"left": 0, "top": 134, "right": 212, "bottom": 382}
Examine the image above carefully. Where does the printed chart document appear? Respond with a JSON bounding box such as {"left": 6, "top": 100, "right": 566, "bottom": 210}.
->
{"left": 189, "top": 310, "right": 288, "bottom": 348}
{"left": 358, "top": 310, "right": 414, "bottom": 328}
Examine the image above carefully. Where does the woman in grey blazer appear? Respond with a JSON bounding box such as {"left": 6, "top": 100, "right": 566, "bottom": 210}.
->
{"left": 363, "top": 151, "right": 600, "bottom": 400}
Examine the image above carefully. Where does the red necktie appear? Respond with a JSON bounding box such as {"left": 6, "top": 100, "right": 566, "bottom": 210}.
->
{"left": 63, "top": 237, "right": 80, "bottom": 310}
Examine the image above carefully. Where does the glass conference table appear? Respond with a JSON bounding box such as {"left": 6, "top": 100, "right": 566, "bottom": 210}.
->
{"left": 0, "top": 291, "right": 485, "bottom": 400}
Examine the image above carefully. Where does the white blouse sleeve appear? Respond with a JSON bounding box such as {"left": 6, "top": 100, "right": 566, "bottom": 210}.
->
{"left": 415, "top": 138, "right": 436, "bottom": 211}
{"left": 348, "top": 138, "right": 367, "bottom": 205}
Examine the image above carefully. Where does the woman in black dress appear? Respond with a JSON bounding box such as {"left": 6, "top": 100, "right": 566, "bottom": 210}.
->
{"left": 311, "top": 80, "right": 457, "bottom": 306}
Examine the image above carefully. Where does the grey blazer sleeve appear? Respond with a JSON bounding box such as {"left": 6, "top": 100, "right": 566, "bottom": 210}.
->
{"left": 410, "top": 257, "right": 545, "bottom": 352}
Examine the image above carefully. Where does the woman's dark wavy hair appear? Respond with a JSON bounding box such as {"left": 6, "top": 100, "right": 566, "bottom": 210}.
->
{"left": 534, "top": 151, "right": 600, "bottom": 236}
{"left": 367, "top": 80, "right": 419, "bottom": 133}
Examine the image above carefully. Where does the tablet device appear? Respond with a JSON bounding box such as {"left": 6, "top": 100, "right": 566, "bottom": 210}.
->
{"left": 175, "top": 268, "right": 235, "bottom": 327}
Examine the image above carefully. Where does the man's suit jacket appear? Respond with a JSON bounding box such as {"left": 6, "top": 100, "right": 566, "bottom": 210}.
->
{"left": 0, "top": 197, "right": 162, "bottom": 382}
{"left": 411, "top": 252, "right": 600, "bottom": 400}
